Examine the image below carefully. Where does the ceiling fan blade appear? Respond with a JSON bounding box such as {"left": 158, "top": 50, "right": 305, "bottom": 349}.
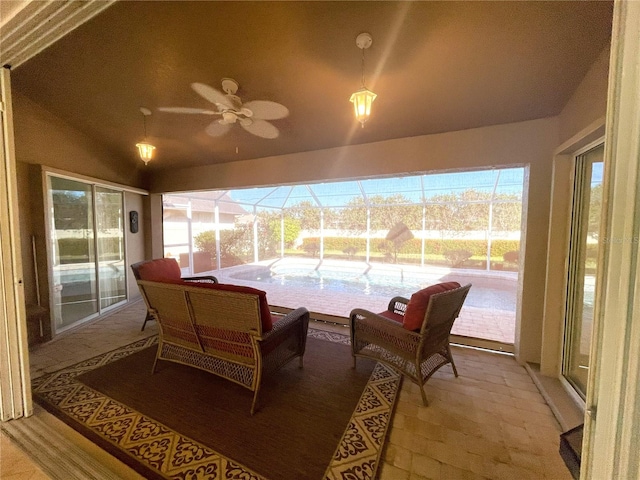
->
{"left": 158, "top": 107, "right": 218, "bottom": 115}
{"left": 205, "top": 120, "right": 231, "bottom": 137}
{"left": 241, "top": 119, "right": 279, "bottom": 139}
{"left": 242, "top": 100, "right": 289, "bottom": 120}
{"left": 191, "top": 83, "right": 234, "bottom": 109}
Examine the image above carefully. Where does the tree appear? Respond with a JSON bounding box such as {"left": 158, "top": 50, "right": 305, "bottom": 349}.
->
{"left": 193, "top": 230, "right": 216, "bottom": 263}
{"left": 286, "top": 201, "right": 321, "bottom": 230}
{"left": 588, "top": 183, "right": 603, "bottom": 239}
{"left": 340, "top": 194, "right": 421, "bottom": 232}
{"left": 424, "top": 189, "right": 522, "bottom": 233}
{"left": 284, "top": 202, "right": 340, "bottom": 232}
{"left": 268, "top": 216, "right": 301, "bottom": 248}
{"left": 425, "top": 190, "right": 489, "bottom": 232}
{"left": 492, "top": 195, "right": 522, "bottom": 231}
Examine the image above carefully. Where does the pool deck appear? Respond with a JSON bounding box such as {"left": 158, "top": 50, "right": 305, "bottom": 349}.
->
{"left": 187, "top": 258, "right": 517, "bottom": 345}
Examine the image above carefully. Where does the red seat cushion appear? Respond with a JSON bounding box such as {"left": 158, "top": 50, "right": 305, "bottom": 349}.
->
{"left": 377, "top": 309, "right": 404, "bottom": 324}
{"left": 403, "top": 282, "right": 461, "bottom": 331}
{"left": 137, "top": 258, "right": 182, "bottom": 281}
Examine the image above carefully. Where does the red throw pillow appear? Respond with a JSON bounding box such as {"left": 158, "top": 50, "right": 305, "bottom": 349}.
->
{"left": 137, "top": 258, "right": 182, "bottom": 281}
{"left": 403, "top": 282, "right": 461, "bottom": 331}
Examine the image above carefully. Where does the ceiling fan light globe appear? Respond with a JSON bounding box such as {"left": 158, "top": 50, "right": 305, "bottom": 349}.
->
{"left": 222, "top": 111, "right": 237, "bottom": 123}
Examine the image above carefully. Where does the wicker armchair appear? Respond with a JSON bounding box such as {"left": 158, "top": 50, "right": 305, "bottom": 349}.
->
{"left": 131, "top": 258, "right": 219, "bottom": 331}
{"left": 350, "top": 283, "right": 471, "bottom": 406}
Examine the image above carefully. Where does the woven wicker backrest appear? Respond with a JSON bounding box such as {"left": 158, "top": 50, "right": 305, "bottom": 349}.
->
{"left": 187, "top": 287, "right": 263, "bottom": 335}
{"left": 139, "top": 281, "right": 200, "bottom": 349}
{"left": 420, "top": 284, "right": 471, "bottom": 352}
{"left": 138, "top": 279, "right": 263, "bottom": 357}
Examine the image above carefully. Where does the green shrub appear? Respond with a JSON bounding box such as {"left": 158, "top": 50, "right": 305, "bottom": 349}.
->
{"left": 57, "top": 237, "right": 122, "bottom": 263}
{"left": 301, "top": 236, "right": 519, "bottom": 258}
{"left": 302, "top": 238, "right": 320, "bottom": 257}
{"left": 490, "top": 240, "right": 521, "bottom": 257}
{"left": 444, "top": 249, "right": 473, "bottom": 267}
{"left": 343, "top": 246, "right": 358, "bottom": 259}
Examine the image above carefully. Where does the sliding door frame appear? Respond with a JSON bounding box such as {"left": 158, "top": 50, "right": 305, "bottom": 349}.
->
{"left": 43, "top": 169, "right": 144, "bottom": 336}
{"left": 0, "top": 67, "right": 31, "bottom": 420}
{"left": 562, "top": 140, "right": 604, "bottom": 400}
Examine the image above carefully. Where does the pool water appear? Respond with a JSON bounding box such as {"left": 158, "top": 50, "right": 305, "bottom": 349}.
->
{"left": 230, "top": 266, "right": 516, "bottom": 312}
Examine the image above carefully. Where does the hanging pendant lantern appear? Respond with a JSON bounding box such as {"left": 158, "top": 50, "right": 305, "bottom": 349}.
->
{"left": 349, "top": 33, "right": 377, "bottom": 127}
{"left": 136, "top": 107, "right": 156, "bottom": 165}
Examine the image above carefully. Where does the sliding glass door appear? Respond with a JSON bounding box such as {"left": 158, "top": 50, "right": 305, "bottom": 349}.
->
{"left": 48, "top": 176, "right": 126, "bottom": 332}
{"left": 96, "top": 187, "right": 126, "bottom": 309}
{"left": 563, "top": 143, "right": 604, "bottom": 397}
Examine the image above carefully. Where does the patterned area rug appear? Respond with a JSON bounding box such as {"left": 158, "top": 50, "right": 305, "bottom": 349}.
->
{"left": 32, "top": 328, "right": 401, "bottom": 479}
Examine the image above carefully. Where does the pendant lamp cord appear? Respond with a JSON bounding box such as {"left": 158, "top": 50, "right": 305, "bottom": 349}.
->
{"left": 142, "top": 113, "right": 148, "bottom": 140}
{"left": 361, "top": 47, "right": 366, "bottom": 87}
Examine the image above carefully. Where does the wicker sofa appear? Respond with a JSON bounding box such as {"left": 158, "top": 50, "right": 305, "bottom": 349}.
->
{"left": 133, "top": 259, "right": 309, "bottom": 414}
{"left": 131, "top": 258, "right": 219, "bottom": 331}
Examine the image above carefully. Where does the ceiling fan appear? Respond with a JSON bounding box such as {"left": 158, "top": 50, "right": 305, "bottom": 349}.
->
{"left": 158, "top": 79, "right": 289, "bottom": 139}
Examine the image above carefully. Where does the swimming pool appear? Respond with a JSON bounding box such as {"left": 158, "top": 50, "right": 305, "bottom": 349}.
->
{"left": 229, "top": 264, "right": 516, "bottom": 312}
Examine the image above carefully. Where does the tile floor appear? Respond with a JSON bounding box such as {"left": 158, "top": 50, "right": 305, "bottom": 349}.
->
{"left": 2, "top": 300, "right": 570, "bottom": 480}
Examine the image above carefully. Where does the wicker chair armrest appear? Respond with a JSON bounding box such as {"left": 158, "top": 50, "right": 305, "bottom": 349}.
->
{"left": 387, "top": 296, "right": 409, "bottom": 315}
{"left": 351, "top": 308, "right": 420, "bottom": 345}
{"left": 261, "top": 307, "right": 310, "bottom": 341}
{"left": 182, "top": 275, "right": 219, "bottom": 283}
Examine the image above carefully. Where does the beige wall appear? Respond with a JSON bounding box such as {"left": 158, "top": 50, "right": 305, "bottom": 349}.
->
{"left": 12, "top": 92, "right": 146, "bottom": 189}
{"left": 558, "top": 46, "right": 610, "bottom": 145}
{"left": 151, "top": 117, "right": 560, "bottom": 364}
{"left": 152, "top": 118, "right": 556, "bottom": 194}
{"left": 539, "top": 46, "right": 610, "bottom": 377}
{"left": 124, "top": 192, "right": 146, "bottom": 300}
{"left": 16, "top": 162, "right": 51, "bottom": 342}
{"left": 12, "top": 93, "right": 150, "bottom": 341}
{"left": 16, "top": 161, "right": 36, "bottom": 306}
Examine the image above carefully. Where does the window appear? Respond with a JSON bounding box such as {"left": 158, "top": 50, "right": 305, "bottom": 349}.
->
{"left": 47, "top": 175, "right": 126, "bottom": 332}
{"left": 163, "top": 167, "right": 525, "bottom": 347}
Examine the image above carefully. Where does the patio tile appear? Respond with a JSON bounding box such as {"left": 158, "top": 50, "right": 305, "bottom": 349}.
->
{"left": 21, "top": 301, "right": 570, "bottom": 480}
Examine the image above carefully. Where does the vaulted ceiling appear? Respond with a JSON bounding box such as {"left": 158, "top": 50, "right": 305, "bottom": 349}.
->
{"left": 9, "top": 1, "right": 613, "bottom": 172}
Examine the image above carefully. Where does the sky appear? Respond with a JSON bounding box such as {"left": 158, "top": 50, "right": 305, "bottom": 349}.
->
{"left": 224, "top": 167, "right": 526, "bottom": 210}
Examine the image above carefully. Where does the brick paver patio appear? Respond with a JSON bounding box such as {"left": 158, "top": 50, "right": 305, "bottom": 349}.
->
{"left": 203, "top": 259, "right": 517, "bottom": 345}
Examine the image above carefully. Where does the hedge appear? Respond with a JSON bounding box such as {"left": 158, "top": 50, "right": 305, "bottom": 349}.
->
{"left": 57, "top": 237, "right": 122, "bottom": 262}
{"left": 300, "top": 237, "right": 519, "bottom": 258}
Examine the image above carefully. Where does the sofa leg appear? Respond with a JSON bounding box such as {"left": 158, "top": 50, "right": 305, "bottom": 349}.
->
{"left": 447, "top": 345, "right": 459, "bottom": 377}
{"left": 352, "top": 355, "right": 357, "bottom": 369}
{"left": 419, "top": 383, "right": 429, "bottom": 407}
{"left": 151, "top": 355, "right": 159, "bottom": 374}
{"left": 151, "top": 344, "right": 162, "bottom": 374}
{"left": 141, "top": 312, "right": 153, "bottom": 332}
{"left": 251, "top": 388, "right": 260, "bottom": 415}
